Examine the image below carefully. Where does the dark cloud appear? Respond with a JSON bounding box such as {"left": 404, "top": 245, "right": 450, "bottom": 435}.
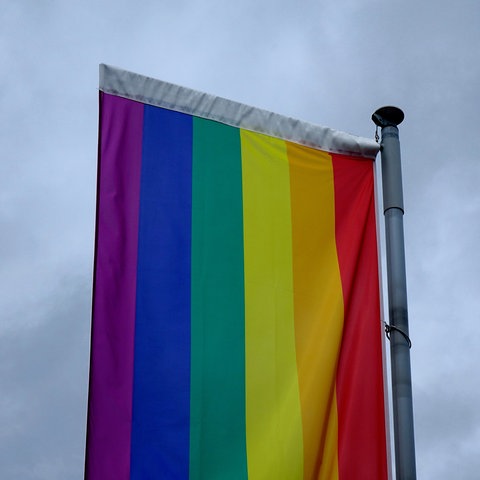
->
{"left": 0, "top": 275, "right": 90, "bottom": 479}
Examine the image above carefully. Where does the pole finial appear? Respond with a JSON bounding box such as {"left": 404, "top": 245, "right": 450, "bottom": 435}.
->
{"left": 372, "top": 106, "right": 404, "bottom": 128}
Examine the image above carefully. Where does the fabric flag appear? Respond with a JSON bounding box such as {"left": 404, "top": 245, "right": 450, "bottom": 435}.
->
{"left": 85, "top": 64, "right": 388, "bottom": 480}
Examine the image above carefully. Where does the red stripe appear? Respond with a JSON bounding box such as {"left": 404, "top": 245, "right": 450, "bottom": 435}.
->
{"left": 333, "top": 154, "right": 388, "bottom": 480}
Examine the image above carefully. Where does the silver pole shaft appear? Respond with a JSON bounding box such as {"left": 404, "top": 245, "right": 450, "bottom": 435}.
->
{"left": 373, "top": 107, "right": 416, "bottom": 480}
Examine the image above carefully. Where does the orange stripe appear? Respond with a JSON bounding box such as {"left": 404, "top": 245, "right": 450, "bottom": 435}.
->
{"left": 288, "top": 143, "right": 343, "bottom": 480}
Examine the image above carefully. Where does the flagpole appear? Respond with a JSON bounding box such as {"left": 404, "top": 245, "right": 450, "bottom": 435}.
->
{"left": 372, "top": 107, "right": 416, "bottom": 480}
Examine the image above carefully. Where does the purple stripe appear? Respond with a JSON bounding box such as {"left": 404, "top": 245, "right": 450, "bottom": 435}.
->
{"left": 85, "top": 93, "right": 143, "bottom": 479}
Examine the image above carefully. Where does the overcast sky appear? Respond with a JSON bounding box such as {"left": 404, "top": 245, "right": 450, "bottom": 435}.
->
{"left": 1, "top": 0, "right": 480, "bottom": 478}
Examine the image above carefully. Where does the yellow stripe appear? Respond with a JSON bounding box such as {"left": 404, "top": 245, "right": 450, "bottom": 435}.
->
{"left": 287, "top": 143, "right": 343, "bottom": 480}
{"left": 241, "top": 130, "right": 304, "bottom": 480}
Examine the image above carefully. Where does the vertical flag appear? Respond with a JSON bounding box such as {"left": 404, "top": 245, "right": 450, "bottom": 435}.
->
{"left": 85, "top": 64, "right": 388, "bottom": 480}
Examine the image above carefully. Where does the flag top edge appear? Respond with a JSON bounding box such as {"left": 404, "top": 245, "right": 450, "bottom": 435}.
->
{"left": 99, "top": 64, "right": 379, "bottom": 159}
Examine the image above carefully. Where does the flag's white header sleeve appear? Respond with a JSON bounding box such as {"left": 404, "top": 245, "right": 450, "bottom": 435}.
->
{"left": 100, "top": 64, "right": 379, "bottom": 159}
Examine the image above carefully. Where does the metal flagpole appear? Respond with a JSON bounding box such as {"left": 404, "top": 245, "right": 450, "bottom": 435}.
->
{"left": 372, "top": 107, "right": 416, "bottom": 480}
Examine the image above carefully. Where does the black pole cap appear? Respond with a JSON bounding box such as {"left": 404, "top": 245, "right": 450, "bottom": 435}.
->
{"left": 372, "top": 106, "right": 404, "bottom": 127}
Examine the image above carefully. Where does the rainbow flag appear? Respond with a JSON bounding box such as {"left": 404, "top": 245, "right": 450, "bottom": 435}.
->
{"left": 86, "top": 65, "right": 388, "bottom": 480}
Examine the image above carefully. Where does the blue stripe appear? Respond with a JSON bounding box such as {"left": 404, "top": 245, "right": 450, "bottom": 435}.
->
{"left": 131, "top": 105, "right": 192, "bottom": 479}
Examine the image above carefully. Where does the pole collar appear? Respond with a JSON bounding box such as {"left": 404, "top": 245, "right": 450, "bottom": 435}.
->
{"left": 372, "top": 106, "right": 404, "bottom": 128}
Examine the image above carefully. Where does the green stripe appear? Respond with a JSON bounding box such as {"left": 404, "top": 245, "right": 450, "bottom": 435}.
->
{"left": 190, "top": 117, "right": 248, "bottom": 480}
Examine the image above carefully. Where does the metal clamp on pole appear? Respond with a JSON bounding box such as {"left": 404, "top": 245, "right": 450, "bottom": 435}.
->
{"left": 372, "top": 107, "right": 417, "bottom": 480}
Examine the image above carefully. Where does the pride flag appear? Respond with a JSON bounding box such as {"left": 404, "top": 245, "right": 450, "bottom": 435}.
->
{"left": 85, "top": 65, "right": 388, "bottom": 480}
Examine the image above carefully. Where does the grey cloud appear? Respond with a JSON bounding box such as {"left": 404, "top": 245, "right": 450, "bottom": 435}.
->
{"left": 1, "top": 0, "right": 480, "bottom": 478}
